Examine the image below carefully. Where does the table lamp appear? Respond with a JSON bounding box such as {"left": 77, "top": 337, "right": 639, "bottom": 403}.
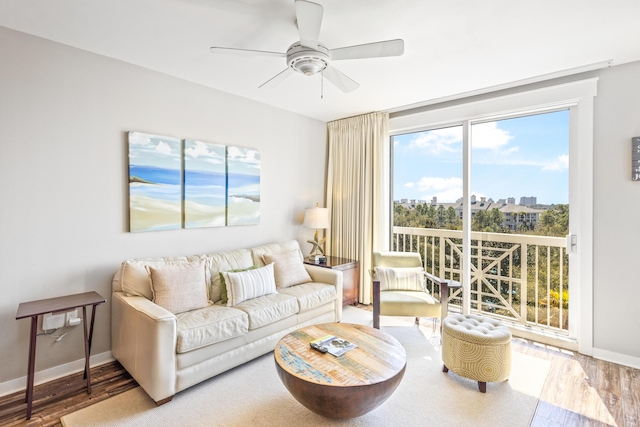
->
{"left": 303, "top": 204, "right": 329, "bottom": 258}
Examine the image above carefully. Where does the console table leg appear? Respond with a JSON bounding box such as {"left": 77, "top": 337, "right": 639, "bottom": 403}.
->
{"left": 25, "top": 316, "right": 37, "bottom": 420}
{"left": 82, "top": 306, "right": 91, "bottom": 394}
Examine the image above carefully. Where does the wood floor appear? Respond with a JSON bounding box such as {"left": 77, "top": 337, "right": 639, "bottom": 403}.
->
{"left": 0, "top": 326, "right": 638, "bottom": 426}
{"left": 0, "top": 362, "right": 137, "bottom": 427}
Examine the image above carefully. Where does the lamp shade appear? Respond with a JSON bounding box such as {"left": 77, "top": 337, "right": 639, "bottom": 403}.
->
{"left": 303, "top": 207, "right": 329, "bottom": 229}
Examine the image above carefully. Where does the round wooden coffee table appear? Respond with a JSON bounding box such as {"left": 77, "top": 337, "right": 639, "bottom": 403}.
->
{"left": 274, "top": 323, "right": 406, "bottom": 419}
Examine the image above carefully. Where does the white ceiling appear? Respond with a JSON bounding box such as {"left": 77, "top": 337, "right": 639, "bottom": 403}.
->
{"left": 1, "top": 0, "right": 640, "bottom": 122}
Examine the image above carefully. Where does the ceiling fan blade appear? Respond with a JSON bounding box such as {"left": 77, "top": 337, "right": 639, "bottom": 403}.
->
{"left": 323, "top": 65, "right": 359, "bottom": 93}
{"left": 330, "top": 39, "right": 405, "bottom": 61}
{"left": 295, "top": 0, "right": 323, "bottom": 49}
{"left": 210, "top": 46, "right": 285, "bottom": 58}
{"left": 259, "top": 68, "right": 295, "bottom": 89}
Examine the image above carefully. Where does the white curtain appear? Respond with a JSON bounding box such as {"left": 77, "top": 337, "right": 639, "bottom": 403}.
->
{"left": 326, "top": 112, "right": 390, "bottom": 305}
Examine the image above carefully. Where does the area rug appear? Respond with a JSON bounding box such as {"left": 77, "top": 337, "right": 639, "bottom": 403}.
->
{"left": 62, "top": 307, "right": 550, "bottom": 427}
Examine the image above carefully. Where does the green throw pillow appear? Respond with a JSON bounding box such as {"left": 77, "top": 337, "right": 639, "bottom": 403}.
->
{"left": 219, "top": 265, "right": 259, "bottom": 304}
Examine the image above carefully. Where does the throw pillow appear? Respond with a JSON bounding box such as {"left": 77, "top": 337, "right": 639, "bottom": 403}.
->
{"left": 222, "top": 262, "right": 277, "bottom": 306}
{"left": 219, "top": 265, "right": 259, "bottom": 305}
{"left": 262, "top": 249, "right": 312, "bottom": 289}
{"left": 375, "top": 266, "right": 425, "bottom": 292}
{"left": 147, "top": 260, "right": 209, "bottom": 314}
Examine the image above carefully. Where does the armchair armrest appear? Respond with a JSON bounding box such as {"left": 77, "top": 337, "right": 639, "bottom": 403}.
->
{"left": 373, "top": 274, "right": 381, "bottom": 329}
{"left": 424, "top": 272, "right": 462, "bottom": 322}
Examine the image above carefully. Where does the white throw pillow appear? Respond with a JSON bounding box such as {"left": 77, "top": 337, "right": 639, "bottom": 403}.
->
{"left": 375, "top": 266, "right": 425, "bottom": 292}
{"left": 222, "top": 262, "right": 277, "bottom": 306}
{"left": 147, "top": 260, "right": 209, "bottom": 314}
{"left": 262, "top": 249, "right": 312, "bottom": 289}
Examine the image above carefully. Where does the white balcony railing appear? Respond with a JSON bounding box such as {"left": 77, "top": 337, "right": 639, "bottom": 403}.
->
{"left": 393, "top": 227, "right": 569, "bottom": 335}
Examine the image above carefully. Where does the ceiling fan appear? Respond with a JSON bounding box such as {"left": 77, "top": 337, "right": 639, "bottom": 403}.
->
{"left": 209, "top": 0, "right": 404, "bottom": 93}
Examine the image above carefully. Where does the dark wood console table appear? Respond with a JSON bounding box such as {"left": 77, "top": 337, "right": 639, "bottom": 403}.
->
{"left": 16, "top": 291, "right": 106, "bottom": 420}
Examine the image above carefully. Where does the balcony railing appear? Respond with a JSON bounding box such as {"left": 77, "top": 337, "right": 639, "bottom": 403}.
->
{"left": 393, "top": 226, "right": 569, "bottom": 336}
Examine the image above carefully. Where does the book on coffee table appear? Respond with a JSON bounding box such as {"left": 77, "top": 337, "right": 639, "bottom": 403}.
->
{"left": 310, "top": 334, "right": 357, "bottom": 357}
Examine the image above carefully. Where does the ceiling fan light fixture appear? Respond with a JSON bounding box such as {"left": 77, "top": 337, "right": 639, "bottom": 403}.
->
{"left": 287, "top": 42, "right": 329, "bottom": 76}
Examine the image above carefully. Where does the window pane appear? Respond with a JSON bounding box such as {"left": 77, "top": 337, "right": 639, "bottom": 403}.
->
{"left": 392, "top": 126, "right": 463, "bottom": 230}
{"left": 470, "top": 110, "right": 569, "bottom": 236}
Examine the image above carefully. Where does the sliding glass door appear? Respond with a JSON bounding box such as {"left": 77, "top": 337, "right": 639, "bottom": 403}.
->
{"left": 391, "top": 109, "right": 575, "bottom": 347}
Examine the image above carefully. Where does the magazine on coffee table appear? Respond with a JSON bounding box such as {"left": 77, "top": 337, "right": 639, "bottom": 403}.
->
{"left": 310, "top": 334, "right": 357, "bottom": 357}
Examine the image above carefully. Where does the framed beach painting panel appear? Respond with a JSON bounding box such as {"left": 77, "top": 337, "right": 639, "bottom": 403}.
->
{"left": 184, "top": 140, "right": 226, "bottom": 228}
{"left": 128, "top": 131, "right": 182, "bottom": 232}
{"left": 226, "top": 146, "right": 260, "bottom": 226}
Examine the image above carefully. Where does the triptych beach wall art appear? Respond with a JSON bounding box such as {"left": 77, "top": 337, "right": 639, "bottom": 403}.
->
{"left": 128, "top": 131, "right": 261, "bottom": 232}
{"left": 128, "top": 132, "right": 182, "bottom": 232}
{"left": 184, "top": 140, "right": 226, "bottom": 229}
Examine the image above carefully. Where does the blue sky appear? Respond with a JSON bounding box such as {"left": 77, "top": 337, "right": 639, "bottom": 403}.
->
{"left": 393, "top": 110, "right": 569, "bottom": 205}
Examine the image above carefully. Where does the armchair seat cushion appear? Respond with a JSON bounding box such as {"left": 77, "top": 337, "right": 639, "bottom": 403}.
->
{"left": 379, "top": 290, "right": 441, "bottom": 318}
{"left": 176, "top": 305, "right": 248, "bottom": 354}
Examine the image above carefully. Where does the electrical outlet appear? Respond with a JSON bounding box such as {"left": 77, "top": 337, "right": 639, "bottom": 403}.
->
{"left": 66, "top": 309, "right": 81, "bottom": 327}
{"left": 43, "top": 312, "right": 65, "bottom": 330}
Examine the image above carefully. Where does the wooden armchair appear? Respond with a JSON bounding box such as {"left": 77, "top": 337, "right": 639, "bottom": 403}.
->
{"left": 372, "top": 251, "right": 461, "bottom": 329}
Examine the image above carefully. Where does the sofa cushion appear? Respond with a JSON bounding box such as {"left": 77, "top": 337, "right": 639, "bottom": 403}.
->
{"left": 251, "top": 240, "right": 302, "bottom": 267}
{"left": 375, "top": 266, "right": 425, "bottom": 291}
{"left": 147, "top": 260, "right": 210, "bottom": 314}
{"left": 175, "top": 305, "right": 248, "bottom": 353}
{"left": 233, "top": 293, "right": 298, "bottom": 330}
{"left": 222, "top": 263, "right": 277, "bottom": 307}
{"left": 205, "top": 249, "right": 254, "bottom": 303}
{"left": 219, "top": 265, "right": 259, "bottom": 305}
{"left": 262, "top": 249, "right": 312, "bottom": 289}
{"left": 277, "top": 283, "right": 337, "bottom": 313}
{"left": 119, "top": 255, "right": 206, "bottom": 300}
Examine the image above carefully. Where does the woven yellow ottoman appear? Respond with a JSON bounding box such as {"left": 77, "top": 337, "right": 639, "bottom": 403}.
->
{"left": 442, "top": 314, "right": 511, "bottom": 393}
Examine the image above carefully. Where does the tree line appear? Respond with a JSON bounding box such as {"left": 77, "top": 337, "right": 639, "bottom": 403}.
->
{"left": 394, "top": 202, "right": 569, "bottom": 237}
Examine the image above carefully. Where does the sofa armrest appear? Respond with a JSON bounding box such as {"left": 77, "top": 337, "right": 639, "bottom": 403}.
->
{"left": 111, "top": 292, "right": 178, "bottom": 403}
{"left": 304, "top": 264, "right": 343, "bottom": 321}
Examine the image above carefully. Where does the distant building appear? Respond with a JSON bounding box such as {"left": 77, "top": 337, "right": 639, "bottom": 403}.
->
{"left": 519, "top": 196, "right": 537, "bottom": 206}
{"left": 395, "top": 194, "right": 545, "bottom": 231}
{"left": 499, "top": 203, "right": 543, "bottom": 230}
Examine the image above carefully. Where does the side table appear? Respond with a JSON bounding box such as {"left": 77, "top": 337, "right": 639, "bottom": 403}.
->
{"left": 16, "top": 291, "right": 106, "bottom": 420}
{"left": 304, "top": 256, "right": 360, "bottom": 306}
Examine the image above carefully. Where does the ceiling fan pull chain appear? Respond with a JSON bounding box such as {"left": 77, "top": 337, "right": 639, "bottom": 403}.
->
{"left": 321, "top": 71, "right": 324, "bottom": 99}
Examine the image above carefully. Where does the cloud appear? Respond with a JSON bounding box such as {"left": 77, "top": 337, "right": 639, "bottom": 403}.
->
{"left": 405, "top": 122, "right": 515, "bottom": 156}
{"left": 184, "top": 140, "right": 224, "bottom": 164}
{"left": 155, "top": 141, "right": 173, "bottom": 155}
{"left": 471, "top": 122, "right": 514, "bottom": 149}
{"left": 407, "top": 127, "right": 462, "bottom": 154}
{"left": 542, "top": 154, "right": 569, "bottom": 171}
{"left": 403, "top": 176, "right": 463, "bottom": 202}
{"left": 228, "top": 146, "right": 260, "bottom": 169}
{"left": 128, "top": 133, "right": 152, "bottom": 146}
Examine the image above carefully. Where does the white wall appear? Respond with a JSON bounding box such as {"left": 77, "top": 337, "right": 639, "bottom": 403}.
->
{"left": 0, "top": 26, "right": 327, "bottom": 387}
{"left": 592, "top": 60, "right": 640, "bottom": 365}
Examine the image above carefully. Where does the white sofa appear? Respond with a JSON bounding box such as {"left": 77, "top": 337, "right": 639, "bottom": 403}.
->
{"left": 111, "top": 240, "right": 343, "bottom": 404}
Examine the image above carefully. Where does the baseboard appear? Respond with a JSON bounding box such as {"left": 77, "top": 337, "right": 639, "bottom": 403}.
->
{"left": 592, "top": 348, "right": 640, "bottom": 370}
{"left": 0, "top": 351, "right": 114, "bottom": 397}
